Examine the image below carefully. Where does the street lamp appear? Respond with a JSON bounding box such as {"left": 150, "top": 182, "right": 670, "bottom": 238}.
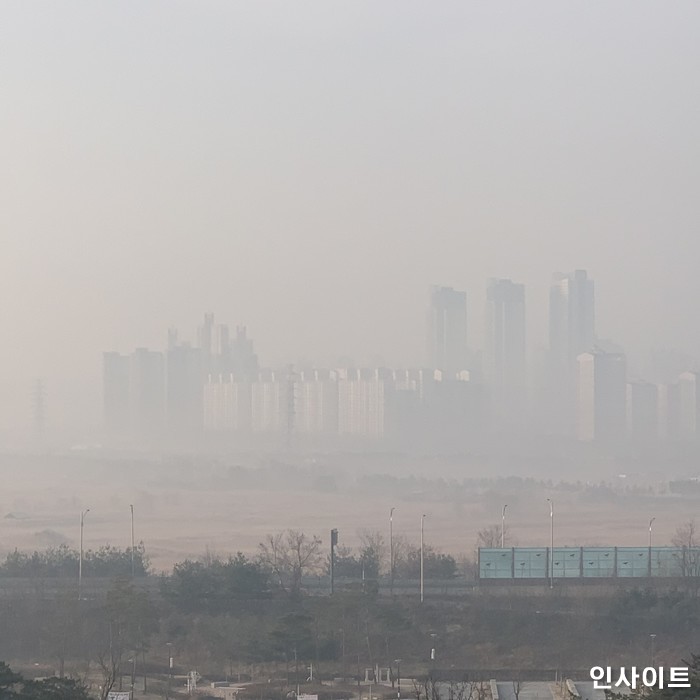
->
{"left": 130, "top": 504, "right": 135, "bottom": 578}
{"left": 649, "top": 517, "right": 656, "bottom": 549}
{"left": 394, "top": 659, "right": 402, "bottom": 700}
{"left": 390, "top": 507, "right": 395, "bottom": 595}
{"left": 166, "top": 642, "right": 173, "bottom": 700}
{"left": 420, "top": 514, "right": 426, "bottom": 603}
{"left": 501, "top": 504, "right": 508, "bottom": 549}
{"left": 547, "top": 499, "right": 554, "bottom": 590}
{"left": 330, "top": 528, "right": 338, "bottom": 594}
{"left": 78, "top": 508, "right": 90, "bottom": 600}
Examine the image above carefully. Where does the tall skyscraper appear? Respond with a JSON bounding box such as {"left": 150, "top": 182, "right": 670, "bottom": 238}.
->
{"left": 485, "top": 278, "right": 526, "bottom": 429}
{"left": 166, "top": 342, "right": 203, "bottom": 435}
{"left": 427, "top": 285, "right": 467, "bottom": 376}
{"left": 198, "top": 312, "right": 215, "bottom": 360}
{"left": 129, "top": 348, "right": 166, "bottom": 436}
{"left": 485, "top": 278, "right": 526, "bottom": 390}
{"left": 576, "top": 351, "right": 627, "bottom": 441}
{"left": 548, "top": 270, "right": 595, "bottom": 434}
{"left": 549, "top": 269, "right": 595, "bottom": 378}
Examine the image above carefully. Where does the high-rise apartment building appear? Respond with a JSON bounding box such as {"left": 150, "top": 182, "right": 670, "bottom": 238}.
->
{"left": 576, "top": 351, "right": 626, "bottom": 441}
{"left": 129, "top": 348, "right": 166, "bottom": 436}
{"left": 166, "top": 342, "right": 203, "bottom": 434}
{"left": 251, "top": 369, "right": 289, "bottom": 433}
{"left": 198, "top": 312, "right": 215, "bottom": 362}
{"left": 295, "top": 369, "right": 339, "bottom": 435}
{"left": 203, "top": 373, "right": 252, "bottom": 432}
{"left": 548, "top": 270, "right": 595, "bottom": 434}
{"left": 338, "top": 368, "right": 390, "bottom": 438}
{"left": 427, "top": 286, "right": 468, "bottom": 376}
{"left": 485, "top": 278, "right": 526, "bottom": 392}
{"left": 550, "top": 270, "right": 595, "bottom": 378}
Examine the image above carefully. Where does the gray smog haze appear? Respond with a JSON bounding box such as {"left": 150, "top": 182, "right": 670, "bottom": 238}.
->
{"left": 1, "top": 1, "right": 699, "bottom": 436}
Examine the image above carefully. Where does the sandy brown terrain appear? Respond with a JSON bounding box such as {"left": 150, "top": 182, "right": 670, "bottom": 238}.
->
{"left": 0, "top": 449, "right": 698, "bottom": 572}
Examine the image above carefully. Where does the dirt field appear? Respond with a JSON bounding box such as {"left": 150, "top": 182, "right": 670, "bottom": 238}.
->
{"left": 0, "top": 448, "right": 698, "bottom": 572}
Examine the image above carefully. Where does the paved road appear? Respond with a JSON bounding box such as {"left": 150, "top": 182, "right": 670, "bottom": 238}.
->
{"left": 496, "top": 681, "right": 556, "bottom": 700}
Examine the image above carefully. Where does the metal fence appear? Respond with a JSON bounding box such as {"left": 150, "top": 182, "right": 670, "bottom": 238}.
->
{"left": 478, "top": 546, "right": 700, "bottom": 580}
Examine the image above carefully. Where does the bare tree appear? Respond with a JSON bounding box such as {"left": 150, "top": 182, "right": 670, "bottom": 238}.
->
{"left": 95, "top": 623, "right": 121, "bottom": 700}
{"left": 358, "top": 528, "right": 387, "bottom": 577}
{"left": 90, "top": 580, "right": 158, "bottom": 700}
{"left": 446, "top": 680, "right": 475, "bottom": 700}
{"left": 512, "top": 678, "right": 526, "bottom": 700}
{"left": 672, "top": 520, "right": 700, "bottom": 594}
{"left": 469, "top": 680, "right": 490, "bottom": 700}
{"left": 476, "top": 524, "right": 510, "bottom": 549}
{"left": 259, "top": 530, "right": 323, "bottom": 594}
{"left": 413, "top": 676, "right": 441, "bottom": 700}
{"left": 672, "top": 520, "right": 698, "bottom": 549}
{"left": 392, "top": 534, "right": 412, "bottom": 573}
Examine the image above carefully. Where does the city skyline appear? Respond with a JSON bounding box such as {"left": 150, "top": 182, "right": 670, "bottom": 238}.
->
{"left": 5, "top": 263, "right": 700, "bottom": 441}
{"left": 100, "top": 272, "right": 700, "bottom": 446}
{"left": 4, "top": 2, "right": 700, "bottom": 439}
{"left": 3, "top": 2, "right": 700, "bottom": 692}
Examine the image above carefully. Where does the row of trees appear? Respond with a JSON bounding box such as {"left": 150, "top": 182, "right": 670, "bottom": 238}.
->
{"left": 259, "top": 529, "right": 458, "bottom": 595}
{"left": 161, "top": 529, "right": 460, "bottom": 611}
{"left": 3, "top": 558, "right": 700, "bottom": 696}
{"left": 0, "top": 663, "right": 90, "bottom": 699}
{"left": 0, "top": 580, "right": 160, "bottom": 699}
{"left": 0, "top": 528, "right": 459, "bottom": 585}
{"left": 0, "top": 543, "right": 149, "bottom": 578}
{"left": 2, "top": 520, "right": 698, "bottom": 583}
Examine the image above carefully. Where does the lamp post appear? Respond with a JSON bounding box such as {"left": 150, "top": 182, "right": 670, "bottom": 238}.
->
{"left": 166, "top": 641, "right": 173, "bottom": 676}
{"left": 649, "top": 517, "right": 655, "bottom": 549}
{"left": 650, "top": 634, "right": 656, "bottom": 667}
{"left": 501, "top": 504, "right": 508, "bottom": 548}
{"left": 166, "top": 652, "right": 172, "bottom": 700}
{"left": 339, "top": 628, "right": 345, "bottom": 681}
{"left": 420, "top": 514, "right": 426, "bottom": 603}
{"left": 130, "top": 504, "right": 135, "bottom": 578}
{"left": 390, "top": 507, "right": 395, "bottom": 595}
{"left": 78, "top": 508, "right": 90, "bottom": 601}
{"left": 330, "top": 528, "right": 338, "bottom": 595}
{"left": 394, "top": 659, "right": 402, "bottom": 700}
{"left": 547, "top": 499, "right": 554, "bottom": 590}
{"left": 166, "top": 642, "right": 173, "bottom": 698}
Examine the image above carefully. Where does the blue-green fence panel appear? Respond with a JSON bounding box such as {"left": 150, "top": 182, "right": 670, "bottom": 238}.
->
{"left": 617, "top": 547, "right": 649, "bottom": 577}
{"left": 479, "top": 548, "right": 513, "bottom": 579}
{"left": 581, "top": 547, "right": 616, "bottom": 578}
{"left": 513, "top": 547, "right": 548, "bottom": 579}
{"left": 478, "top": 546, "right": 700, "bottom": 580}
{"left": 553, "top": 547, "right": 581, "bottom": 578}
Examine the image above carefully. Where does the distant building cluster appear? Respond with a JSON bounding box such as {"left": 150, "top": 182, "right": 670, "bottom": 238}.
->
{"left": 103, "top": 271, "right": 700, "bottom": 445}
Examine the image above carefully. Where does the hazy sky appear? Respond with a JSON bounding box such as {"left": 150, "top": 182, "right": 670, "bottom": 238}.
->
{"left": 2, "top": 1, "right": 699, "bottom": 434}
